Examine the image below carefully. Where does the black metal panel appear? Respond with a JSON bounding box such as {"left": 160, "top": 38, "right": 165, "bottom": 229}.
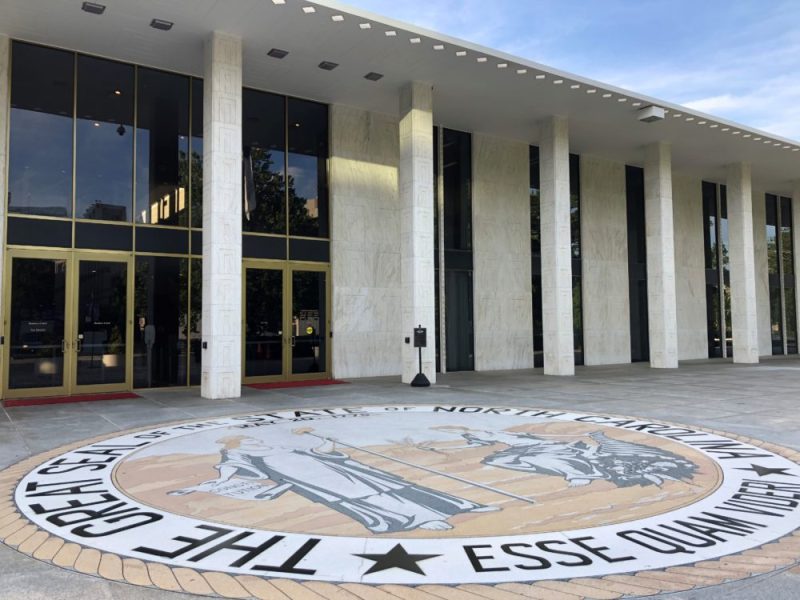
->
{"left": 243, "top": 234, "right": 287, "bottom": 260}
{"left": 191, "top": 230, "right": 202, "bottom": 256}
{"left": 444, "top": 250, "right": 473, "bottom": 271}
{"left": 75, "top": 222, "right": 133, "bottom": 251}
{"left": 135, "top": 227, "right": 189, "bottom": 255}
{"left": 289, "top": 238, "right": 329, "bottom": 262}
{"left": 7, "top": 217, "right": 71, "bottom": 248}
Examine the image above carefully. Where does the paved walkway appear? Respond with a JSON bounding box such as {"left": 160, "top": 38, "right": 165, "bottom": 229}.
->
{"left": 1, "top": 358, "right": 799, "bottom": 599}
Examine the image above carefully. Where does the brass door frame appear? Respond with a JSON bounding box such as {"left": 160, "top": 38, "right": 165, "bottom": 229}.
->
{"left": 242, "top": 260, "right": 331, "bottom": 384}
{"left": 2, "top": 249, "right": 134, "bottom": 399}
{"left": 71, "top": 251, "right": 134, "bottom": 395}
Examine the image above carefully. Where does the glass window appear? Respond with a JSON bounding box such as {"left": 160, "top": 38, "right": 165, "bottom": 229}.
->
{"left": 288, "top": 99, "right": 329, "bottom": 237}
{"left": 134, "top": 256, "right": 189, "bottom": 388}
{"left": 443, "top": 129, "right": 472, "bottom": 251}
{"left": 530, "top": 146, "right": 541, "bottom": 256}
{"left": 243, "top": 89, "right": 286, "bottom": 234}
{"left": 136, "top": 68, "right": 190, "bottom": 226}
{"left": 569, "top": 154, "right": 581, "bottom": 259}
{"left": 190, "top": 78, "right": 204, "bottom": 228}
{"left": 8, "top": 42, "right": 74, "bottom": 218}
{"left": 76, "top": 56, "right": 134, "bottom": 222}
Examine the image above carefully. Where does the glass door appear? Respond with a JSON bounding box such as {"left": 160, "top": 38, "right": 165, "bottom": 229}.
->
{"left": 4, "top": 251, "right": 71, "bottom": 398}
{"left": 243, "top": 262, "right": 285, "bottom": 381}
{"left": 72, "top": 253, "right": 132, "bottom": 393}
{"left": 242, "top": 261, "right": 330, "bottom": 383}
{"left": 290, "top": 268, "right": 329, "bottom": 379}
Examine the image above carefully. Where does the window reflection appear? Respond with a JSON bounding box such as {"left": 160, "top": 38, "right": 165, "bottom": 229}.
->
{"left": 190, "top": 78, "right": 204, "bottom": 228}
{"left": 243, "top": 89, "right": 286, "bottom": 234}
{"left": 189, "top": 259, "right": 202, "bottom": 385}
{"left": 288, "top": 99, "right": 329, "bottom": 237}
{"left": 134, "top": 256, "right": 188, "bottom": 388}
{"left": 136, "top": 68, "right": 190, "bottom": 226}
{"left": 8, "top": 43, "right": 74, "bottom": 218}
{"left": 76, "top": 56, "right": 134, "bottom": 222}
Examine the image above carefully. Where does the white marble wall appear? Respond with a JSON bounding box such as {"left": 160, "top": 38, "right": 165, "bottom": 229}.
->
{"left": 472, "top": 134, "right": 533, "bottom": 371}
{"left": 580, "top": 156, "right": 630, "bottom": 365}
{"left": 330, "top": 106, "right": 402, "bottom": 378}
{"left": 399, "top": 83, "right": 436, "bottom": 383}
{"left": 672, "top": 175, "right": 708, "bottom": 360}
{"left": 752, "top": 188, "right": 772, "bottom": 356}
{"left": 645, "top": 142, "right": 679, "bottom": 368}
{"left": 539, "top": 116, "right": 575, "bottom": 376}
{"left": 201, "top": 32, "right": 243, "bottom": 399}
{"left": 727, "top": 163, "right": 760, "bottom": 363}
{"left": 0, "top": 36, "right": 9, "bottom": 387}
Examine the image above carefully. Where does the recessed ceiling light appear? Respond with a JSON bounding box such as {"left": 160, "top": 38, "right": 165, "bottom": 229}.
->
{"left": 271, "top": 0, "right": 286, "bottom": 4}
{"left": 359, "top": 23, "right": 371, "bottom": 29}
{"left": 553, "top": 79, "right": 564, "bottom": 85}
{"left": 697, "top": 120, "right": 707, "bottom": 125}
{"left": 536, "top": 74, "right": 546, "bottom": 80}
{"left": 793, "top": 148, "right": 799, "bottom": 152}
{"left": 753, "top": 137, "right": 762, "bottom": 141}
{"left": 685, "top": 116, "right": 694, "bottom": 121}
{"left": 385, "top": 30, "right": 397, "bottom": 37}
{"left": 331, "top": 15, "right": 344, "bottom": 22}
{"left": 319, "top": 61, "right": 339, "bottom": 71}
{"left": 732, "top": 131, "right": 741, "bottom": 135}
{"left": 81, "top": 2, "right": 106, "bottom": 14}
{"left": 516, "top": 68, "right": 528, "bottom": 74}
{"left": 434, "top": 44, "right": 445, "bottom": 50}
{"left": 709, "top": 124, "right": 719, "bottom": 128}
{"left": 113, "top": 89, "right": 122, "bottom": 96}
{"left": 602, "top": 93, "right": 612, "bottom": 98}
{"left": 302, "top": 6, "right": 316, "bottom": 13}
{"left": 721, "top": 127, "right": 730, "bottom": 131}
{"left": 150, "top": 18, "right": 173, "bottom": 31}
{"left": 410, "top": 38, "right": 421, "bottom": 44}
{"left": 364, "top": 72, "right": 384, "bottom": 81}
{"left": 267, "top": 48, "right": 289, "bottom": 59}
{"left": 774, "top": 142, "right": 782, "bottom": 146}
{"left": 586, "top": 89, "right": 597, "bottom": 94}
{"left": 764, "top": 140, "right": 773, "bottom": 144}
{"left": 618, "top": 97, "right": 628, "bottom": 102}
{"left": 497, "top": 63, "right": 508, "bottom": 69}
{"left": 477, "top": 57, "right": 488, "bottom": 63}
{"left": 93, "top": 122, "right": 101, "bottom": 127}
{"left": 784, "top": 145, "right": 791, "bottom": 149}
{"left": 456, "top": 50, "right": 467, "bottom": 56}
{"left": 672, "top": 113, "right": 682, "bottom": 117}
{"left": 570, "top": 84, "right": 580, "bottom": 89}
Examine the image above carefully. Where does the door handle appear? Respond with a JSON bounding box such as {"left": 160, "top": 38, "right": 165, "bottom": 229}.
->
{"left": 291, "top": 336, "right": 296, "bottom": 348}
{"left": 76, "top": 338, "right": 82, "bottom": 353}
{"left": 61, "top": 339, "right": 67, "bottom": 353}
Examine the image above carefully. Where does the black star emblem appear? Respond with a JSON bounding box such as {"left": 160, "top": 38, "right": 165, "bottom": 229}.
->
{"left": 355, "top": 544, "right": 441, "bottom": 575}
{"left": 736, "top": 464, "right": 797, "bottom": 477}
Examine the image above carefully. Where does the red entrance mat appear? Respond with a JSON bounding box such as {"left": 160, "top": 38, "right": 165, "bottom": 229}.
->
{"left": 4, "top": 392, "right": 141, "bottom": 408}
{"left": 246, "top": 379, "right": 348, "bottom": 391}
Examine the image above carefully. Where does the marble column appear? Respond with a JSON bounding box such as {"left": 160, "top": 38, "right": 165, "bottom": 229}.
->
{"left": 399, "top": 82, "right": 436, "bottom": 384}
{"left": 644, "top": 142, "right": 679, "bottom": 368}
{"left": 0, "top": 36, "right": 9, "bottom": 392}
{"left": 539, "top": 116, "right": 574, "bottom": 376}
{"left": 794, "top": 182, "right": 800, "bottom": 344}
{"left": 201, "top": 32, "right": 243, "bottom": 399}
{"left": 727, "top": 162, "right": 760, "bottom": 363}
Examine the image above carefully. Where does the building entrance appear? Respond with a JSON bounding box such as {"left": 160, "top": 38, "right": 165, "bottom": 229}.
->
{"left": 242, "top": 260, "right": 330, "bottom": 384}
{"left": 4, "top": 249, "right": 133, "bottom": 399}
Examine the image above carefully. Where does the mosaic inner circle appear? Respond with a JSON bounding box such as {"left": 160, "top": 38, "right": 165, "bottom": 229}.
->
{"left": 12, "top": 405, "right": 800, "bottom": 586}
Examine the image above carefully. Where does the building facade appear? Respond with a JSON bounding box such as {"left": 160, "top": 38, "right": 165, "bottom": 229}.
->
{"left": 0, "top": 0, "right": 798, "bottom": 402}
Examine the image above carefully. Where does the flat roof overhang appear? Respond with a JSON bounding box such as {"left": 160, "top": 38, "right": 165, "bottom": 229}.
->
{"left": 2, "top": 0, "right": 799, "bottom": 194}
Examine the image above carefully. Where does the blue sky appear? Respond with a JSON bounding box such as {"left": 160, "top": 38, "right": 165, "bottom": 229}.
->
{"left": 343, "top": 0, "right": 800, "bottom": 140}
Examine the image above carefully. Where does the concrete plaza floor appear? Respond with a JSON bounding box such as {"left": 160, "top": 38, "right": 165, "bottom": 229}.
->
{"left": 1, "top": 357, "right": 799, "bottom": 599}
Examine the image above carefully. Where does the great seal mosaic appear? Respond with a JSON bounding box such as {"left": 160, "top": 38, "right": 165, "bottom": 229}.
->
{"left": 2, "top": 405, "right": 800, "bottom": 598}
